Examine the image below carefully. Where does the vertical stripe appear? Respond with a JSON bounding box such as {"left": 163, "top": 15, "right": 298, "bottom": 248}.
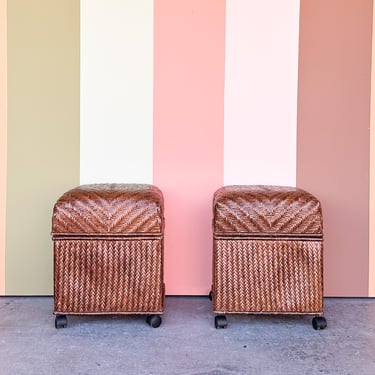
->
{"left": 369, "top": 0, "right": 375, "bottom": 297}
{"left": 297, "top": 0, "right": 372, "bottom": 296}
{"left": 154, "top": 0, "right": 225, "bottom": 295}
{"left": 224, "top": 0, "right": 300, "bottom": 186}
{"left": 6, "top": 0, "right": 80, "bottom": 294}
{"left": 80, "top": 0, "right": 154, "bottom": 184}
{"left": 0, "top": 0, "right": 6, "bottom": 295}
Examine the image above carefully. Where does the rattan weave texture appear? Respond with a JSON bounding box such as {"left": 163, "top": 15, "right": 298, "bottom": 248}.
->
{"left": 54, "top": 238, "right": 164, "bottom": 314}
{"left": 213, "top": 185, "right": 322, "bottom": 236}
{"left": 213, "top": 239, "right": 323, "bottom": 313}
{"left": 52, "top": 184, "right": 164, "bottom": 235}
{"left": 52, "top": 183, "right": 165, "bottom": 317}
{"left": 212, "top": 185, "right": 324, "bottom": 316}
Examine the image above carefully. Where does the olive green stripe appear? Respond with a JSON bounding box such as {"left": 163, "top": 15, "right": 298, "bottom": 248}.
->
{"left": 6, "top": 0, "right": 80, "bottom": 295}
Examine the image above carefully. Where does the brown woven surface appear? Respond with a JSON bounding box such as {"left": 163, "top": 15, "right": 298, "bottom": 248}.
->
{"left": 54, "top": 238, "right": 164, "bottom": 314}
{"left": 213, "top": 239, "right": 323, "bottom": 314}
{"left": 52, "top": 184, "right": 164, "bottom": 235}
{"left": 213, "top": 185, "right": 322, "bottom": 236}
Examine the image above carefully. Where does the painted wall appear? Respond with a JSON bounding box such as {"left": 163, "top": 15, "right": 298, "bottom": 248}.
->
{"left": 153, "top": 0, "right": 225, "bottom": 294}
{"left": 224, "top": 0, "right": 300, "bottom": 186}
{"left": 5, "top": 0, "right": 80, "bottom": 294}
{"left": 297, "top": 0, "right": 373, "bottom": 296}
{"left": 0, "top": 0, "right": 6, "bottom": 295}
{"left": 371, "top": 0, "right": 375, "bottom": 297}
{"left": 0, "top": 0, "right": 374, "bottom": 296}
{"left": 83, "top": 0, "right": 300, "bottom": 295}
{"left": 80, "top": 0, "right": 154, "bottom": 184}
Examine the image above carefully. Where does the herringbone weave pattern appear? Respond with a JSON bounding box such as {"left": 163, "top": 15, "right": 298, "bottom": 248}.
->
{"left": 52, "top": 184, "right": 164, "bottom": 235}
{"left": 213, "top": 239, "right": 323, "bottom": 313}
{"left": 213, "top": 185, "right": 322, "bottom": 235}
{"left": 54, "top": 238, "right": 164, "bottom": 314}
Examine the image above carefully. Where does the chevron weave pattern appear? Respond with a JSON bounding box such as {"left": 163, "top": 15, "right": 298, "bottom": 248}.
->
{"left": 52, "top": 184, "right": 164, "bottom": 235}
{"left": 212, "top": 185, "right": 324, "bottom": 316}
{"left": 213, "top": 185, "right": 322, "bottom": 235}
{"left": 52, "top": 184, "right": 165, "bottom": 316}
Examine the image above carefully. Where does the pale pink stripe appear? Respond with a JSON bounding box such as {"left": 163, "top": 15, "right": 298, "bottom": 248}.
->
{"left": 0, "top": 0, "right": 6, "bottom": 294}
{"left": 154, "top": 0, "right": 225, "bottom": 294}
{"left": 224, "top": 0, "right": 300, "bottom": 187}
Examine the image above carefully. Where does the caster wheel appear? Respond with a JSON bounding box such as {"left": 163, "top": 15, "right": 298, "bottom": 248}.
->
{"left": 208, "top": 290, "right": 213, "bottom": 301}
{"left": 55, "top": 315, "right": 67, "bottom": 329}
{"left": 312, "top": 316, "right": 327, "bottom": 330}
{"left": 146, "top": 315, "right": 162, "bottom": 328}
{"left": 215, "top": 315, "right": 227, "bottom": 329}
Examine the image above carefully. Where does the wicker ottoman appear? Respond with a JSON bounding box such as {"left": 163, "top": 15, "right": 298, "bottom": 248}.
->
{"left": 211, "top": 185, "right": 327, "bottom": 330}
{"left": 51, "top": 183, "right": 164, "bottom": 328}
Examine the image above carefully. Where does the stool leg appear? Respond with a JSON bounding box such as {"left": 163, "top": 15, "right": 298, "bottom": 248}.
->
{"left": 55, "top": 314, "right": 68, "bottom": 329}
{"left": 312, "top": 316, "right": 327, "bottom": 330}
{"left": 146, "top": 314, "right": 162, "bottom": 328}
{"left": 214, "top": 315, "right": 227, "bottom": 329}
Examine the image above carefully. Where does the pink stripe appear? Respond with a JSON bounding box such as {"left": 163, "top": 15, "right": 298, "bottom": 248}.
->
{"left": 153, "top": 0, "right": 225, "bottom": 294}
{"left": 297, "top": 0, "right": 372, "bottom": 296}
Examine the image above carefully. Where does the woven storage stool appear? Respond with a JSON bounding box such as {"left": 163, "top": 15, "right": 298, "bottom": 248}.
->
{"left": 211, "top": 185, "right": 327, "bottom": 330}
{"left": 51, "top": 183, "right": 164, "bottom": 329}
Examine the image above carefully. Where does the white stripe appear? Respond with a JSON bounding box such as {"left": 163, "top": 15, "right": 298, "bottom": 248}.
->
{"left": 224, "top": 0, "right": 300, "bottom": 186}
{"left": 80, "top": 0, "right": 153, "bottom": 184}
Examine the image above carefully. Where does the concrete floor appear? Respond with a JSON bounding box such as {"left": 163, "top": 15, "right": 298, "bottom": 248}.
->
{"left": 0, "top": 297, "right": 374, "bottom": 375}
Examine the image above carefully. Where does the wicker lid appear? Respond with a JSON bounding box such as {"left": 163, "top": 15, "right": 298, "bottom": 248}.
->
{"left": 213, "top": 185, "right": 322, "bottom": 237}
{"left": 52, "top": 184, "right": 164, "bottom": 236}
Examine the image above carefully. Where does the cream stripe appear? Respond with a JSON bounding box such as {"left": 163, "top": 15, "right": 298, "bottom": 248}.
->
{"left": 224, "top": 0, "right": 300, "bottom": 186}
{"left": 80, "top": 0, "right": 154, "bottom": 184}
{"left": 369, "top": 1, "right": 375, "bottom": 297}
{"left": 0, "top": 0, "right": 7, "bottom": 295}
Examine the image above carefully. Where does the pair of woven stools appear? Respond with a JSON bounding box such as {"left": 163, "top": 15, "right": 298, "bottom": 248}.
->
{"left": 51, "top": 184, "right": 327, "bottom": 330}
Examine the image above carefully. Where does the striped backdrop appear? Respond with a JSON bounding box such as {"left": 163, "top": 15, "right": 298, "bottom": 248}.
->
{"left": 1, "top": 0, "right": 374, "bottom": 296}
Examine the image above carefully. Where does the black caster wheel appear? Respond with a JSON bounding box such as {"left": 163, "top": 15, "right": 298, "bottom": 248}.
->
{"left": 312, "top": 316, "right": 327, "bottom": 330}
{"left": 55, "top": 314, "right": 67, "bottom": 329}
{"left": 146, "top": 315, "right": 162, "bottom": 328}
{"left": 215, "top": 315, "right": 227, "bottom": 329}
{"left": 208, "top": 290, "right": 213, "bottom": 301}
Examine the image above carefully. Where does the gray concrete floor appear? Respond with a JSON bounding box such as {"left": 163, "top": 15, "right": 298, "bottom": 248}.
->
{"left": 0, "top": 297, "right": 374, "bottom": 375}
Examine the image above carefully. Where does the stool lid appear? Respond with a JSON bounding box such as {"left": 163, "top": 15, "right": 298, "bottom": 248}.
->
{"left": 213, "top": 185, "right": 322, "bottom": 237}
{"left": 52, "top": 184, "right": 164, "bottom": 236}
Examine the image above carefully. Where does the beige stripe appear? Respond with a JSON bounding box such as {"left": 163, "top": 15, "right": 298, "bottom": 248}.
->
{"left": 6, "top": 0, "right": 80, "bottom": 294}
{"left": 0, "top": 0, "right": 6, "bottom": 295}
{"left": 369, "top": 1, "right": 375, "bottom": 297}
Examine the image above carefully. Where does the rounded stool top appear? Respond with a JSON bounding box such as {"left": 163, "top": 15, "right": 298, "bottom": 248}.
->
{"left": 213, "top": 185, "right": 322, "bottom": 237}
{"left": 52, "top": 184, "right": 164, "bottom": 236}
